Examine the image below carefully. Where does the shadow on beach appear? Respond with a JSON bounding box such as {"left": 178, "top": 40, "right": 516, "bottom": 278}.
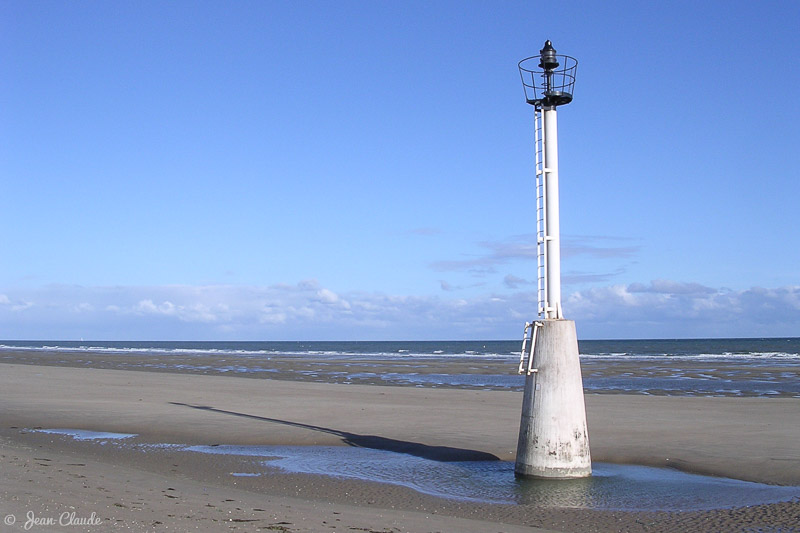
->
{"left": 168, "top": 402, "right": 500, "bottom": 463}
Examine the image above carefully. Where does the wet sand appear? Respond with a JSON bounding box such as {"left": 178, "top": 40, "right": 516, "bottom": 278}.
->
{"left": 1, "top": 362, "right": 799, "bottom": 532}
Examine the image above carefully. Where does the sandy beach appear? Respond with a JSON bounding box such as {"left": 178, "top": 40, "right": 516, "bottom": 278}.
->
{"left": 1, "top": 361, "right": 799, "bottom": 532}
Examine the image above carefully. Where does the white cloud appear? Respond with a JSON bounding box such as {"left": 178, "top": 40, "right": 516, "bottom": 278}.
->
{"left": 566, "top": 283, "right": 800, "bottom": 338}
{"left": 316, "top": 288, "right": 339, "bottom": 304}
{"left": 135, "top": 299, "right": 162, "bottom": 314}
{"left": 0, "top": 292, "right": 33, "bottom": 311}
{"left": 315, "top": 288, "right": 351, "bottom": 309}
{"left": 0, "top": 280, "right": 798, "bottom": 340}
{"left": 133, "top": 299, "right": 219, "bottom": 322}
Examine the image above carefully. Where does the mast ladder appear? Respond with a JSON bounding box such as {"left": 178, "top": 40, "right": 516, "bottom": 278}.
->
{"left": 534, "top": 108, "right": 547, "bottom": 319}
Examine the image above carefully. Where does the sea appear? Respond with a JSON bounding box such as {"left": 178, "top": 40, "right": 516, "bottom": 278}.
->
{"left": 1, "top": 338, "right": 799, "bottom": 398}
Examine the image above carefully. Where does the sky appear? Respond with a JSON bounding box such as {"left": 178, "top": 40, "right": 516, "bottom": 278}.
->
{"left": 2, "top": 0, "right": 799, "bottom": 341}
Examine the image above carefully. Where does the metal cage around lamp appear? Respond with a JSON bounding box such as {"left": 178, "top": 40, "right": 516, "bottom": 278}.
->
{"left": 518, "top": 52, "right": 578, "bottom": 108}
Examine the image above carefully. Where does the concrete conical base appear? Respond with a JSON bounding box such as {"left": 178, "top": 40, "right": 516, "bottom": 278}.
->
{"left": 515, "top": 319, "right": 591, "bottom": 478}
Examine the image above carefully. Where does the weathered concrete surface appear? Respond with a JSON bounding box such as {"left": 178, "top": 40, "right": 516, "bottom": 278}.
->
{"left": 515, "top": 319, "right": 592, "bottom": 478}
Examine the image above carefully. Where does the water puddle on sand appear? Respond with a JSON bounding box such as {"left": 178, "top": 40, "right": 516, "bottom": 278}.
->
{"left": 185, "top": 444, "right": 799, "bottom": 511}
{"left": 30, "top": 429, "right": 800, "bottom": 511}
{"left": 33, "top": 429, "right": 137, "bottom": 441}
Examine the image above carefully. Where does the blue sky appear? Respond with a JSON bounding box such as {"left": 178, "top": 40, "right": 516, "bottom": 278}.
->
{"left": 2, "top": 0, "right": 799, "bottom": 340}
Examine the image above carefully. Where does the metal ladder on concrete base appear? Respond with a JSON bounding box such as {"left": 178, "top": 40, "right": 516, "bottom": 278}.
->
{"left": 518, "top": 321, "right": 542, "bottom": 375}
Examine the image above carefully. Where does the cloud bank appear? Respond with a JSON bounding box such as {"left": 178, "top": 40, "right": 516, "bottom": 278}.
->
{"left": 566, "top": 281, "right": 800, "bottom": 338}
{"left": 1, "top": 280, "right": 798, "bottom": 340}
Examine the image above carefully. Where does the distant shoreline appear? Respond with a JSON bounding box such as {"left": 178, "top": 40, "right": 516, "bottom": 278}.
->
{"left": 2, "top": 340, "right": 798, "bottom": 398}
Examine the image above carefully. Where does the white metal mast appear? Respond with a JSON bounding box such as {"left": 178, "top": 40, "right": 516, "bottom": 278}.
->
{"left": 535, "top": 106, "right": 564, "bottom": 320}
{"left": 542, "top": 105, "right": 563, "bottom": 319}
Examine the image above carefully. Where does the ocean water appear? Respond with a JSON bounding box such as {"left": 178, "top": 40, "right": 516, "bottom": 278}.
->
{"left": 2, "top": 338, "right": 799, "bottom": 397}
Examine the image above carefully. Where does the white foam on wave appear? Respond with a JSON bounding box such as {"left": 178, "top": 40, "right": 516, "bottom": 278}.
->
{"left": 0, "top": 344, "right": 276, "bottom": 358}
{"left": 580, "top": 351, "right": 800, "bottom": 362}
{"left": 0, "top": 344, "right": 515, "bottom": 360}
